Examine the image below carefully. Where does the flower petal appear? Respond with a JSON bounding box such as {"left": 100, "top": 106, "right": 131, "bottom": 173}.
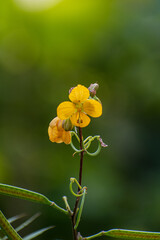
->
{"left": 57, "top": 101, "right": 76, "bottom": 120}
{"left": 83, "top": 99, "right": 102, "bottom": 117}
{"left": 69, "top": 85, "right": 90, "bottom": 103}
{"left": 62, "top": 131, "right": 71, "bottom": 144}
{"left": 48, "top": 126, "right": 63, "bottom": 143}
{"left": 49, "top": 117, "right": 59, "bottom": 128}
{"left": 70, "top": 112, "right": 90, "bottom": 127}
{"left": 57, "top": 119, "right": 63, "bottom": 130}
{"left": 48, "top": 116, "right": 71, "bottom": 144}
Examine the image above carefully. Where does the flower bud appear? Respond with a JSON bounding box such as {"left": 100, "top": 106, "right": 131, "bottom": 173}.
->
{"left": 88, "top": 83, "right": 99, "bottom": 97}
{"left": 62, "top": 118, "right": 73, "bottom": 131}
{"left": 99, "top": 137, "right": 108, "bottom": 147}
{"left": 69, "top": 87, "right": 75, "bottom": 94}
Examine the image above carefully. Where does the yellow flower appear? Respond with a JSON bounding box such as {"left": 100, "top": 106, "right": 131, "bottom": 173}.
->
{"left": 57, "top": 84, "right": 102, "bottom": 128}
{"left": 48, "top": 117, "right": 71, "bottom": 144}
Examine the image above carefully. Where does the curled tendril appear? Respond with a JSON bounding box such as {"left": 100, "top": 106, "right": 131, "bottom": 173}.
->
{"left": 70, "top": 131, "right": 82, "bottom": 154}
{"left": 70, "top": 178, "right": 84, "bottom": 197}
{"left": 83, "top": 135, "right": 107, "bottom": 156}
{"left": 84, "top": 139, "right": 102, "bottom": 156}
{"left": 70, "top": 131, "right": 107, "bottom": 156}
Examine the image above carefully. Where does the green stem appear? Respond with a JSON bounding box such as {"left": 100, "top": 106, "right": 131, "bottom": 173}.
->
{"left": 83, "top": 231, "right": 105, "bottom": 240}
{"left": 63, "top": 196, "right": 73, "bottom": 215}
{"left": 50, "top": 202, "right": 68, "bottom": 215}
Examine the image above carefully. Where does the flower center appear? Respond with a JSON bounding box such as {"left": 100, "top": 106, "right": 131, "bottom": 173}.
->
{"left": 77, "top": 112, "right": 83, "bottom": 124}
{"left": 75, "top": 102, "right": 83, "bottom": 112}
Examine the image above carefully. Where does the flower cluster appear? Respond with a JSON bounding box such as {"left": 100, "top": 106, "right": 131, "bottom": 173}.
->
{"left": 48, "top": 84, "right": 102, "bottom": 144}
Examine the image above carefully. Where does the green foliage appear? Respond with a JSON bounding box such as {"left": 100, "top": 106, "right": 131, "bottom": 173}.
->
{"left": 0, "top": 183, "right": 52, "bottom": 205}
{"left": 23, "top": 226, "right": 54, "bottom": 240}
{"left": 0, "top": 210, "right": 23, "bottom": 240}
{"left": 84, "top": 229, "right": 160, "bottom": 240}
{"left": 1, "top": 0, "right": 160, "bottom": 239}
{"left": 0, "top": 183, "right": 68, "bottom": 214}
{"left": 0, "top": 211, "right": 53, "bottom": 240}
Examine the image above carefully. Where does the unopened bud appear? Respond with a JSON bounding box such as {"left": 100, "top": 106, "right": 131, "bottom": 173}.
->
{"left": 88, "top": 83, "right": 99, "bottom": 97}
{"left": 69, "top": 87, "right": 75, "bottom": 94}
{"left": 62, "top": 118, "right": 73, "bottom": 131}
{"left": 99, "top": 137, "right": 108, "bottom": 148}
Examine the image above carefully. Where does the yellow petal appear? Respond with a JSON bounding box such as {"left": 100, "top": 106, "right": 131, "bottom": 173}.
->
{"left": 48, "top": 126, "right": 63, "bottom": 143}
{"left": 70, "top": 112, "right": 90, "bottom": 127}
{"left": 48, "top": 126, "right": 54, "bottom": 141}
{"left": 49, "top": 117, "right": 59, "bottom": 128}
{"left": 83, "top": 99, "right": 102, "bottom": 117}
{"left": 69, "top": 85, "right": 90, "bottom": 103}
{"left": 57, "top": 119, "right": 63, "bottom": 130}
{"left": 54, "top": 137, "right": 63, "bottom": 143}
{"left": 57, "top": 101, "right": 76, "bottom": 120}
{"left": 62, "top": 131, "right": 71, "bottom": 144}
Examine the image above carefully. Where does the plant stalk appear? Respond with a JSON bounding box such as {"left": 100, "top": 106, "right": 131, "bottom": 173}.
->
{"left": 71, "top": 127, "right": 84, "bottom": 240}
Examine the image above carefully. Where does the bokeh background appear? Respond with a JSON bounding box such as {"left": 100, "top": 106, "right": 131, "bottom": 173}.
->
{"left": 1, "top": 0, "right": 160, "bottom": 239}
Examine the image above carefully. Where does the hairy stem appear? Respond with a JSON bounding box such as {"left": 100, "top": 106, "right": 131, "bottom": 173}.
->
{"left": 71, "top": 127, "right": 84, "bottom": 240}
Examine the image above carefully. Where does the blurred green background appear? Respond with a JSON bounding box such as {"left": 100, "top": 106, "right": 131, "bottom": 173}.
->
{"left": 0, "top": 0, "right": 160, "bottom": 239}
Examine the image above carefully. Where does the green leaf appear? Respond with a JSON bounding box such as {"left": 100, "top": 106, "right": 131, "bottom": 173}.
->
{"left": 1, "top": 214, "right": 25, "bottom": 240}
{"left": 23, "top": 226, "right": 54, "bottom": 240}
{"left": 0, "top": 183, "right": 52, "bottom": 205}
{"left": 2, "top": 213, "right": 41, "bottom": 240}
{"left": 7, "top": 214, "right": 26, "bottom": 224}
{"left": 15, "top": 213, "right": 41, "bottom": 233}
{"left": 0, "top": 210, "right": 23, "bottom": 240}
{"left": 0, "top": 228, "right": 5, "bottom": 239}
{"left": 0, "top": 183, "right": 68, "bottom": 215}
{"left": 107, "top": 229, "right": 160, "bottom": 239}
{"left": 84, "top": 229, "right": 160, "bottom": 240}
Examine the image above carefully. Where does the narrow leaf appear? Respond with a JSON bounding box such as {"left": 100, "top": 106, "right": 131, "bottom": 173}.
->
{"left": 0, "top": 183, "right": 52, "bottom": 205}
{"left": 1, "top": 214, "right": 25, "bottom": 240}
{"left": 8, "top": 214, "right": 26, "bottom": 224}
{"left": 2, "top": 213, "right": 41, "bottom": 240}
{"left": 15, "top": 213, "right": 41, "bottom": 233}
{"left": 0, "top": 210, "right": 23, "bottom": 240}
{"left": 0, "top": 183, "right": 68, "bottom": 215}
{"left": 0, "top": 228, "right": 5, "bottom": 239}
{"left": 84, "top": 229, "right": 160, "bottom": 240}
{"left": 23, "top": 226, "right": 54, "bottom": 240}
{"left": 106, "top": 229, "right": 160, "bottom": 240}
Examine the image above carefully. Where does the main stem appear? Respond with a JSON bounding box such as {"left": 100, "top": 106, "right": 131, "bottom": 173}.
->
{"left": 71, "top": 127, "right": 84, "bottom": 240}
{"left": 78, "top": 127, "right": 84, "bottom": 187}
